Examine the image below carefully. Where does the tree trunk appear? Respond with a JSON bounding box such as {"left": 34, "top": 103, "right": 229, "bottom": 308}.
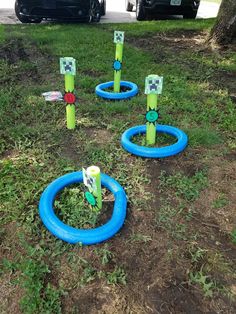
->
{"left": 209, "top": 0, "right": 236, "bottom": 45}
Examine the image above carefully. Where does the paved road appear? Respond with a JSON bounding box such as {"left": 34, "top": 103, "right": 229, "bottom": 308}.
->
{"left": 0, "top": 0, "right": 220, "bottom": 24}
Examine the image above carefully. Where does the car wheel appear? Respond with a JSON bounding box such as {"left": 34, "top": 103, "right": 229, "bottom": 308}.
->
{"left": 183, "top": 9, "right": 197, "bottom": 19}
{"left": 89, "top": 0, "right": 101, "bottom": 22}
{"left": 125, "top": 0, "right": 133, "bottom": 12}
{"left": 136, "top": 0, "right": 146, "bottom": 21}
{"left": 100, "top": 0, "right": 106, "bottom": 16}
{"left": 15, "top": 1, "right": 42, "bottom": 23}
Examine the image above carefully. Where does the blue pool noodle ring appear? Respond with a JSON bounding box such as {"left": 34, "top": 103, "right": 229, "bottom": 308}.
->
{"left": 95, "top": 80, "right": 138, "bottom": 100}
{"left": 121, "top": 124, "right": 188, "bottom": 158}
{"left": 39, "top": 172, "right": 127, "bottom": 245}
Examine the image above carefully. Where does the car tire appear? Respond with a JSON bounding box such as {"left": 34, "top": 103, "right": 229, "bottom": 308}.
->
{"left": 136, "top": 0, "right": 146, "bottom": 21}
{"left": 183, "top": 9, "right": 197, "bottom": 19}
{"left": 100, "top": 0, "right": 106, "bottom": 16}
{"left": 125, "top": 0, "right": 133, "bottom": 12}
{"left": 15, "top": 1, "right": 42, "bottom": 23}
{"left": 89, "top": 0, "right": 101, "bottom": 22}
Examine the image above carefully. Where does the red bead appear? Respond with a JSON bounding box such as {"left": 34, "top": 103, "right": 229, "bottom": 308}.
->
{"left": 64, "top": 92, "right": 76, "bottom": 104}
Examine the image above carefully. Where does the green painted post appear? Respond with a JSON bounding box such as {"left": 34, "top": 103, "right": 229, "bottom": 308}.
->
{"left": 60, "top": 57, "right": 76, "bottom": 129}
{"left": 113, "top": 31, "right": 125, "bottom": 93}
{"left": 146, "top": 93, "right": 158, "bottom": 145}
{"left": 83, "top": 166, "right": 102, "bottom": 211}
{"left": 65, "top": 74, "right": 75, "bottom": 130}
{"left": 66, "top": 104, "right": 76, "bottom": 130}
{"left": 65, "top": 74, "right": 74, "bottom": 93}
{"left": 145, "top": 75, "right": 163, "bottom": 146}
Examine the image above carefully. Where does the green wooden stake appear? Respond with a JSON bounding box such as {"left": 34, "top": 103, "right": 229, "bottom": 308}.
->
{"left": 84, "top": 166, "right": 102, "bottom": 210}
{"left": 60, "top": 57, "right": 76, "bottom": 130}
{"left": 145, "top": 75, "right": 163, "bottom": 146}
{"left": 113, "top": 31, "right": 125, "bottom": 93}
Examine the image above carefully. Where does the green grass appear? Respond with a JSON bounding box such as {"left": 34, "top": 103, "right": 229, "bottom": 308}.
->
{"left": 0, "top": 25, "right": 4, "bottom": 41}
{"left": 159, "top": 170, "right": 208, "bottom": 202}
{"left": 211, "top": 193, "right": 229, "bottom": 209}
{"left": 104, "top": 18, "right": 215, "bottom": 37}
{"left": 188, "top": 245, "right": 236, "bottom": 299}
{"left": 231, "top": 230, "right": 236, "bottom": 245}
{"left": 0, "top": 18, "right": 235, "bottom": 312}
{"left": 189, "top": 269, "right": 215, "bottom": 297}
{"left": 156, "top": 203, "right": 189, "bottom": 240}
{"left": 2, "top": 241, "right": 63, "bottom": 314}
{"left": 54, "top": 186, "right": 100, "bottom": 228}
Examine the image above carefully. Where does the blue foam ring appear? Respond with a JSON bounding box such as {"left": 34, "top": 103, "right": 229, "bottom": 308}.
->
{"left": 39, "top": 172, "right": 127, "bottom": 245}
{"left": 95, "top": 80, "right": 138, "bottom": 100}
{"left": 121, "top": 124, "right": 188, "bottom": 158}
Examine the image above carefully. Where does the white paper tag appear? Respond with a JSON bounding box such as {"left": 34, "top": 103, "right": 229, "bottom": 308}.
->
{"left": 82, "top": 168, "right": 97, "bottom": 193}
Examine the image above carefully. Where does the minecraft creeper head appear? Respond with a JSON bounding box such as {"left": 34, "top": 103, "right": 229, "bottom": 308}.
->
{"left": 82, "top": 168, "right": 97, "bottom": 193}
{"left": 145, "top": 75, "right": 163, "bottom": 95}
{"left": 114, "top": 31, "right": 125, "bottom": 44}
{"left": 60, "top": 57, "right": 76, "bottom": 75}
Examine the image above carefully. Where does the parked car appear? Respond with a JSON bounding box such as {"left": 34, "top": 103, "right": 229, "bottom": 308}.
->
{"left": 15, "top": 0, "right": 106, "bottom": 23}
{"left": 125, "top": 0, "right": 200, "bottom": 20}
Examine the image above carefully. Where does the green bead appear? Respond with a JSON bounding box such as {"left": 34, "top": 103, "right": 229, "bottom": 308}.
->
{"left": 146, "top": 110, "right": 158, "bottom": 123}
{"left": 85, "top": 191, "right": 96, "bottom": 206}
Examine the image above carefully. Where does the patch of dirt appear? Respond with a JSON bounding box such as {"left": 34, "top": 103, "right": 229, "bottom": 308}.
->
{"left": 0, "top": 149, "right": 20, "bottom": 160}
{"left": 84, "top": 128, "right": 113, "bottom": 145}
{"left": 147, "top": 282, "right": 203, "bottom": 314}
{"left": 81, "top": 69, "right": 105, "bottom": 78}
{"left": 220, "top": 71, "right": 236, "bottom": 102}
{"left": 148, "top": 277, "right": 236, "bottom": 314}
{"left": 0, "top": 273, "right": 23, "bottom": 314}
{"left": 195, "top": 156, "right": 236, "bottom": 233}
{"left": 58, "top": 132, "right": 84, "bottom": 165}
{"left": 0, "top": 223, "right": 25, "bottom": 314}
{"left": 63, "top": 283, "right": 128, "bottom": 314}
{"left": 58, "top": 128, "right": 113, "bottom": 165}
{"left": 129, "top": 30, "right": 208, "bottom": 63}
{"left": 0, "top": 38, "right": 28, "bottom": 64}
{"left": 141, "top": 145, "right": 236, "bottom": 312}
{"left": 0, "top": 36, "right": 55, "bottom": 85}
{"left": 106, "top": 85, "right": 134, "bottom": 93}
{"left": 146, "top": 147, "right": 204, "bottom": 202}
{"left": 96, "top": 199, "right": 114, "bottom": 226}
{"left": 148, "top": 29, "right": 205, "bottom": 47}
{"left": 129, "top": 30, "right": 236, "bottom": 96}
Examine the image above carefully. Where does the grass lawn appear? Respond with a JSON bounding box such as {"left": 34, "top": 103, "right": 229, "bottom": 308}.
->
{"left": 0, "top": 18, "right": 236, "bottom": 313}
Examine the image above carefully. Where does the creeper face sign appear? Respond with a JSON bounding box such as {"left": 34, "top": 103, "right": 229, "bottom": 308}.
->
{"left": 114, "top": 31, "right": 125, "bottom": 44}
{"left": 60, "top": 57, "right": 76, "bottom": 76}
{"left": 82, "top": 168, "right": 97, "bottom": 193}
{"left": 145, "top": 75, "right": 163, "bottom": 95}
